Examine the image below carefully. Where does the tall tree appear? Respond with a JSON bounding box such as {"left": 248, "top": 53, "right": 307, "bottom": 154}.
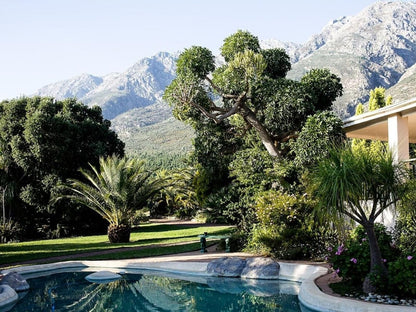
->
{"left": 0, "top": 96, "right": 124, "bottom": 239}
{"left": 310, "top": 146, "right": 407, "bottom": 292}
{"left": 164, "top": 30, "right": 343, "bottom": 158}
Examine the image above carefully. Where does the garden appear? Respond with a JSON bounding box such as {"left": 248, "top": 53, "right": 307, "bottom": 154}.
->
{"left": 0, "top": 31, "right": 415, "bottom": 303}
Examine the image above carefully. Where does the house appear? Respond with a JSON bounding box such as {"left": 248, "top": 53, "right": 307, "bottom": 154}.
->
{"left": 343, "top": 97, "right": 416, "bottom": 164}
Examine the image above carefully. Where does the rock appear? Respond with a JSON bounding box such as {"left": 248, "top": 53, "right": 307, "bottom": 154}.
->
{"left": 0, "top": 285, "right": 18, "bottom": 310}
{"left": 241, "top": 257, "right": 280, "bottom": 280}
{"left": 85, "top": 271, "right": 122, "bottom": 284}
{"left": 206, "top": 257, "right": 246, "bottom": 277}
{"left": 0, "top": 272, "right": 29, "bottom": 292}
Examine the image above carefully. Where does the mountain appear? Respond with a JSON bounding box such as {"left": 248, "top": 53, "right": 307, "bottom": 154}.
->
{"left": 387, "top": 62, "right": 416, "bottom": 103}
{"left": 37, "top": 73, "right": 103, "bottom": 100}
{"left": 287, "top": 1, "right": 416, "bottom": 117}
{"left": 34, "top": 1, "right": 416, "bottom": 154}
{"left": 36, "top": 52, "right": 177, "bottom": 120}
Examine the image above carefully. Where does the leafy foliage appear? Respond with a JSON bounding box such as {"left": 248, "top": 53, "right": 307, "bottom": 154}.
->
{"left": 58, "top": 156, "right": 171, "bottom": 242}
{"left": 0, "top": 218, "right": 22, "bottom": 243}
{"left": 301, "top": 68, "right": 343, "bottom": 111}
{"left": 220, "top": 30, "right": 261, "bottom": 62}
{"left": 247, "top": 190, "right": 333, "bottom": 260}
{"left": 260, "top": 48, "right": 291, "bottom": 79}
{"left": 351, "top": 87, "right": 391, "bottom": 154}
{"left": 163, "top": 30, "right": 345, "bottom": 254}
{"left": 0, "top": 97, "right": 124, "bottom": 240}
{"left": 164, "top": 30, "right": 343, "bottom": 158}
{"left": 292, "top": 111, "right": 346, "bottom": 168}
{"left": 389, "top": 254, "right": 416, "bottom": 297}
{"left": 62, "top": 156, "right": 165, "bottom": 226}
{"left": 328, "top": 224, "right": 398, "bottom": 287}
{"left": 310, "top": 146, "right": 408, "bottom": 292}
{"left": 394, "top": 178, "right": 416, "bottom": 254}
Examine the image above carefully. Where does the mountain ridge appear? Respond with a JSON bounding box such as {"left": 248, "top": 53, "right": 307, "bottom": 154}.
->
{"left": 33, "top": 1, "right": 416, "bottom": 153}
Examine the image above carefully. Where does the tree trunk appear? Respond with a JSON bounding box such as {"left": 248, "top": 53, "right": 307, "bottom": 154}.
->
{"left": 240, "top": 107, "right": 282, "bottom": 158}
{"left": 363, "top": 223, "right": 388, "bottom": 293}
{"left": 108, "top": 224, "right": 131, "bottom": 243}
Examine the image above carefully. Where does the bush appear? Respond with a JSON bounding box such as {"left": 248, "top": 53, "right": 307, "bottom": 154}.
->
{"left": 246, "top": 190, "right": 334, "bottom": 260}
{"left": 393, "top": 216, "right": 416, "bottom": 255}
{"left": 217, "top": 231, "right": 247, "bottom": 252}
{"left": 0, "top": 218, "right": 22, "bottom": 243}
{"left": 393, "top": 178, "right": 416, "bottom": 254}
{"left": 389, "top": 254, "right": 416, "bottom": 297}
{"left": 328, "top": 224, "right": 398, "bottom": 287}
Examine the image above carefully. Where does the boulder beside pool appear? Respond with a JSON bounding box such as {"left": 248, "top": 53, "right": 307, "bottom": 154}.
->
{"left": 0, "top": 285, "right": 18, "bottom": 310}
{"left": 241, "top": 257, "right": 280, "bottom": 279}
{"left": 0, "top": 272, "right": 30, "bottom": 292}
{"left": 85, "top": 271, "right": 122, "bottom": 284}
{"left": 206, "top": 257, "right": 247, "bottom": 277}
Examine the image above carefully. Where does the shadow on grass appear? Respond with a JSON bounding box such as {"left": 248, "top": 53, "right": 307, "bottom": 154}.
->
{"left": 0, "top": 224, "right": 233, "bottom": 265}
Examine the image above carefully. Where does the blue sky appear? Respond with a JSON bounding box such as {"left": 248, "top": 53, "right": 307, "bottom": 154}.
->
{"left": 0, "top": 0, "right": 386, "bottom": 99}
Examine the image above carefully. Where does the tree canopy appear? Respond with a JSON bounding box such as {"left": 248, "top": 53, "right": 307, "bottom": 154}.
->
{"left": 0, "top": 96, "right": 124, "bottom": 239}
{"left": 163, "top": 30, "right": 346, "bottom": 237}
{"left": 164, "top": 30, "right": 343, "bottom": 158}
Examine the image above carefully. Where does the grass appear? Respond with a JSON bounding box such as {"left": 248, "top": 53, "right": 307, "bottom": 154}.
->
{"left": 0, "top": 223, "right": 233, "bottom": 266}
{"left": 76, "top": 242, "right": 218, "bottom": 261}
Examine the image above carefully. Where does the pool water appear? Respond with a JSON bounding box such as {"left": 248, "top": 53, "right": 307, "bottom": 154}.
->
{"left": 10, "top": 271, "right": 303, "bottom": 312}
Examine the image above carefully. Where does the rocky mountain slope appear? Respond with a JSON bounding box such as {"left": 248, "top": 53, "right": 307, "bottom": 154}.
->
{"left": 287, "top": 1, "right": 416, "bottom": 117}
{"left": 37, "top": 52, "right": 177, "bottom": 120}
{"left": 34, "top": 1, "right": 416, "bottom": 153}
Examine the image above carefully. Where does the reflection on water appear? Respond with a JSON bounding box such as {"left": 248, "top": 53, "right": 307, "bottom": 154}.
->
{"left": 10, "top": 271, "right": 302, "bottom": 312}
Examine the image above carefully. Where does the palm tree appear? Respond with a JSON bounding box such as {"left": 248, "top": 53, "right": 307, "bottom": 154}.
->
{"left": 309, "top": 146, "right": 407, "bottom": 293}
{"left": 59, "top": 156, "right": 168, "bottom": 243}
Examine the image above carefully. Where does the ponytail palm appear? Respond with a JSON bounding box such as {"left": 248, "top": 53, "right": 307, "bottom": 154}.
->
{"left": 310, "top": 146, "right": 407, "bottom": 292}
{"left": 63, "top": 156, "right": 168, "bottom": 243}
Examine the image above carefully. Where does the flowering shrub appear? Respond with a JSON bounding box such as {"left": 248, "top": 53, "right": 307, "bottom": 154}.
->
{"left": 328, "top": 224, "right": 398, "bottom": 286}
{"left": 388, "top": 253, "right": 416, "bottom": 297}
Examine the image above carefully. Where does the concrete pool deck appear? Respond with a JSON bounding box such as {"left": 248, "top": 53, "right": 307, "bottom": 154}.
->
{"left": 2, "top": 248, "right": 415, "bottom": 312}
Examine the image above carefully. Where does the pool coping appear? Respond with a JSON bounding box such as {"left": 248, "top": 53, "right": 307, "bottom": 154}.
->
{"left": 1, "top": 258, "right": 415, "bottom": 312}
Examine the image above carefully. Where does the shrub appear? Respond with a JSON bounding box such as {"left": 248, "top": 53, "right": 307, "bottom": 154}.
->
{"left": 247, "top": 190, "right": 333, "bottom": 260}
{"left": 394, "top": 180, "right": 416, "bottom": 254}
{"left": 217, "top": 231, "right": 247, "bottom": 252}
{"left": 0, "top": 218, "right": 22, "bottom": 243}
{"left": 388, "top": 254, "right": 416, "bottom": 297}
{"left": 328, "top": 224, "right": 398, "bottom": 288}
{"left": 393, "top": 215, "right": 416, "bottom": 255}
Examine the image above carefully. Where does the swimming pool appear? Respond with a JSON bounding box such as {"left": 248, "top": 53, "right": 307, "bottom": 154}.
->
{"left": 10, "top": 270, "right": 302, "bottom": 311}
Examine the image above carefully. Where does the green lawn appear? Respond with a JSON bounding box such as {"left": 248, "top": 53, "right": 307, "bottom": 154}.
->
{"left": 0, "top": 223, "right": 233, "bottom": 266}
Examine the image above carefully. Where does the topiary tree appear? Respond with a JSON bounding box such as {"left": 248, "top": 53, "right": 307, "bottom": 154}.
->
{"left": 164, "top": 30, "right": 343, "bottom": 158}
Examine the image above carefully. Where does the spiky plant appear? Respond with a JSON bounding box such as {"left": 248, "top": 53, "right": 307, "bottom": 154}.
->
{"left": 60, "top": 156, "right": 168, "bottom": 243}
{"left": 309, "top": 146, "right": 408, "bottom": 293}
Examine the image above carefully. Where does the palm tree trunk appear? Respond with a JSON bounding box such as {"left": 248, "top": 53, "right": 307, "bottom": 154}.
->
{"left": 108, "top": 224, "right": 131, "bottom": 243}
{"left": 363, "top": 223, "right": 388, "bottom": 293}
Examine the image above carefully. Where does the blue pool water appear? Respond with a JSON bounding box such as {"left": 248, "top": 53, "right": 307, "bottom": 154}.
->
{"left": 9, "top": 270, "right": 304, "bottom": 311}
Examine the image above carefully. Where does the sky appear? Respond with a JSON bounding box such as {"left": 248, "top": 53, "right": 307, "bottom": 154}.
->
{"left": 0, "top": 0, "right": 387, "bottom": 100}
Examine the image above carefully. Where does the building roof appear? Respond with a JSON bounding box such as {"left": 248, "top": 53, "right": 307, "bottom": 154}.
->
{"left": 343, "top": 97, "right": 416, "bottom": 143}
